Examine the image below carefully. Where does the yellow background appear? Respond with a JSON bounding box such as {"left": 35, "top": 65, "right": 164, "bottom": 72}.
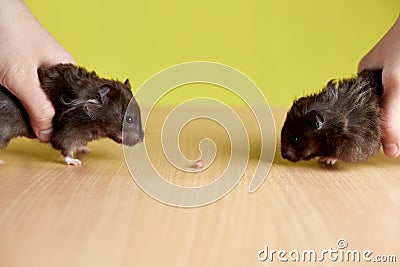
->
{"left": 26, "top": 0, "right": 399, "bottom": 106}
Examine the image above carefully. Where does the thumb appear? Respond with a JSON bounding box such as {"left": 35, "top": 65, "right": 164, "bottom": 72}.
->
{"left": 4, "top": 68, "right": 55, "bottom": 142}
{"left": 23, "top": 91, "right": 55, "bottom": 143}
{"left": 381, "top": 69, "right": 400, "bottom": 158}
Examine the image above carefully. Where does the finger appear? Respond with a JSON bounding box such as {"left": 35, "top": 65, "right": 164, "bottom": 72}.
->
{"left": 358, "top": 45, "right": 384, "bottom": 73}
{"left": 5, "top": 65, "right": 55, "bottom": 142}
{"left": 42, "top": 49, "right": 75, "bottom": 67}
{"left": 25, "top": 94, "right": 55, "bottom": 142}
{"left": 39, "top": 36, "right": 75, "bottom": 67}
{"left": 381, "top": 69, "right": 400, "bottom": 158}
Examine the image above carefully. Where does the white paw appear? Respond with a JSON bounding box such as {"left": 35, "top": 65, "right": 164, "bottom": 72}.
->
{"left": 77, "top": 146, "right": 90, "bottom": 154}
{"left": 0, "top": 159, "right": 4, "bottom": 165}
{"left": 318, "top": 157, "right": 338, "bottom": 165}
{"left": 65, "top": 156, "right": 82, "bottom": 166}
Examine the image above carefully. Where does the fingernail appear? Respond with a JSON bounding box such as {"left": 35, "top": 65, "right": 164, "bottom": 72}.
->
{"left": 383, "top": 143, "right": 400, "bottom": 158}
{"left": 38, "top": 128, "right": 53, "bottom": 142}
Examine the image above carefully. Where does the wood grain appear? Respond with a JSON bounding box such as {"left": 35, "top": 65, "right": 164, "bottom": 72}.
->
{"left": 0, "top": 107, "right": 399, "bottom": 267}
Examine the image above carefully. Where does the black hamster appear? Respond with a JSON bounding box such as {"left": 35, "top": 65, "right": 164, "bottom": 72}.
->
{"left": 0, "top": 63, "right": 143, "bottom": 165}
{"left": 281, "top": 69, "right": 383, "bottom": 165}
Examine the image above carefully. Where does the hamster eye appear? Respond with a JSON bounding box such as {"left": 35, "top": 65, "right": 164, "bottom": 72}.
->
{"left": 290, "top": 136, "right": 300, "bottom": 144}
{"left": 125, "top": 116, "right": 134, "bottom": 124}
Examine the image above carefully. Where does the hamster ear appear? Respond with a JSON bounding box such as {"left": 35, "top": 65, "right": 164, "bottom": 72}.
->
{"left": 306, "top": 110, "right": 324, "bottom": 130}
{"left": 99, "top": 85, "right": 112, "bottom": 104}
{"left": 124, "top": 79, "right": 131, "bottom": 89}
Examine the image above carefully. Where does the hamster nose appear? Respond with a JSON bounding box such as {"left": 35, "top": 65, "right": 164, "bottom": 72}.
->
{"left": 132, "top": 132, "right": 143, "bottom": 144}
{"left": 122, "top": 131, "right": 144, "bottom": 146}
{"left": 282, "top": 149, "right": 298, "bottom": 162}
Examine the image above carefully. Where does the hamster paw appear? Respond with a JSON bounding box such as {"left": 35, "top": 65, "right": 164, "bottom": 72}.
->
{"left": 318, "top": 157, "right": 338, "bottom": 165}
{"left": 64, "top": 156, "right": 82, "bottom": 166}
{"left": 0, "top": 159, "right": 4, "bottom": 165}
{"left": 77, "top": 146, "right": 90, "bottom": 154}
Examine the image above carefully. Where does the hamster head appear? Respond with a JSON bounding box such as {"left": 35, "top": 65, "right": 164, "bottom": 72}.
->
{"left": 96, "top": 79, "right": 144, "bottom": 146}
{"left": 281, "top": 97, "right": 330, "bottom": 162}
{"left": 89, "top": 80, "right": 143, "bottom": 146}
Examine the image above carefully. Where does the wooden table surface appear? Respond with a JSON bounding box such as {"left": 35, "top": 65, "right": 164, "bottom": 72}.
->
{"left": 0, "top": 107, "right": 399, "bottom": 267}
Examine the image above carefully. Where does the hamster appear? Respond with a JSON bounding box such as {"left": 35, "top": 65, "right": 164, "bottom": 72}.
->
{"left": 281, "top": 69, "right": 383, "bottom": 165}
{"left": 0, "top": 63, "right": 143, "bottom": 165}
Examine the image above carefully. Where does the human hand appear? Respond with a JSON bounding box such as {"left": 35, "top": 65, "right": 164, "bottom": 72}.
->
{"left": 0, "top": 0, "right": 74, "bottom": 142}
{"left": 358, "top": 16, "right": 400, "bottom": 158}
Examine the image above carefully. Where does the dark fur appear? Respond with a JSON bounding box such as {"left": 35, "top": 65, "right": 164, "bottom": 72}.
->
{"left": 0, "top": 63, "right": 143, "bottom": 163}
{"left": 281, "top": 69, "right": 383, "bottom": 164}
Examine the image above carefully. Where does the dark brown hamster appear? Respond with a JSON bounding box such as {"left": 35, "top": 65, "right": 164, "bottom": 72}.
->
{"left": 281, "top": 69, "right": 383, "bottom": 165}
{"left": 0, "top": 63, "right": 143, "bottom": 165}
